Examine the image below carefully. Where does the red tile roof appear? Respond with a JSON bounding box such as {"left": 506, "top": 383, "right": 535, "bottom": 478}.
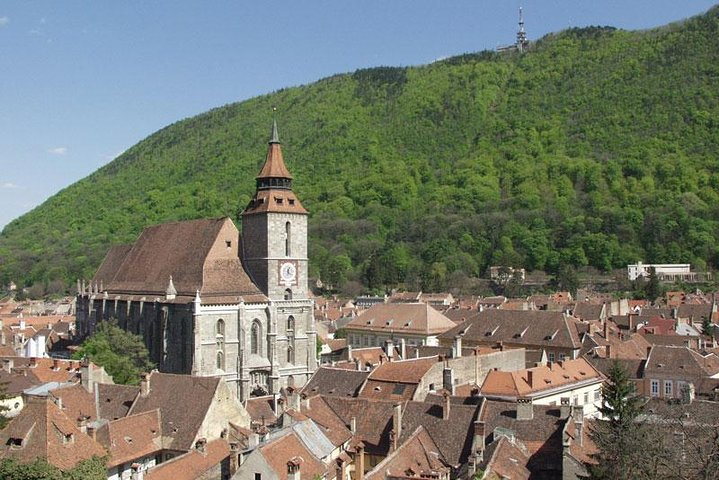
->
{"left": 145, "top": 439, "right": 229, "bottom": 480}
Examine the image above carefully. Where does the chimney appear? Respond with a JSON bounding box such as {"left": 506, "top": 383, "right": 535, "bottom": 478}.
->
{"left": 354, "top": 358, "right": 362, "bottom": 371}
{"left": 19, "top": 319, "right": 26, "bottom": 330}
{"left": 399, "top": 338, "right": 406, "bottom": 360}
{"left": 392, "top": 403, "right": 402, "bottom": 449}
{"left": 272, "top": 393, "right": 279, "bottom": 414}
{"left": 2, "top": 358, "right": 13, "bottom": 373}
{"left": 87, "top": 424, "right": 97, "bottom": 441}
{"left": 195, "top": 438, "right": 207, "bottom": 454}
{"left": 573, "top": 406, "right": 584, "bottom": 447}
{"left": 29, "top": 357, "right": 37, "bottom": 368}
{"left": 347, "top": 343, "right": 353, "bottom": 362}
{"left": 453, "top": 335, "right": 463, "bottom": 358}
{"left": 472, "top": 420, "right": 486, "bottom": 458}
{"left": 130, "top": 463, "right": 144, "bottom": 480}
{"left": 443, "top": 367, "right": 455, "bottom": 395}
{"left": 80, "top": 359, "right": 94, "bottom": 394}
{"left": 603, "top": 320, "right": 610, "bottom": 339}
{"left": 628, "top": 313, "right": 637, "bottom": 331}
{"left": 527, "top": 370, "right": 533, "bottom": 388}
{"left": 385, "top": 339, "right": 394, "bottom": 360}
{"left": 605, "top": 345, "right": 611, "bottom": 358}
{"left": 350, "top": 416, "right": 357, "bottom": 434}
{"left": 76, "top": 415, "right": 89, "bottom": 433}
{"left": 229, "top": 442, "right": 240, "bottom": 475}
{"left": 56, "top": 396, "right": 63, "bottom": 409}
{"left": 356, "top": 442, "right": 366, "bottom": 480}
{"left": 560, "top": 397, "right": 571, "bottom": 418}
{"left": 516, "top": 397, "right": 533, "bottom": 420}
{"left": 140, "top": 372, "right": 150, "bottom": 397}
{"left": 287, "top": 457, "right": 301, "bottom": 480}
{"left": 442, "top": 390, "right": 451, "bottom": 420}
{"left": 647, "top": 346, "right": 652, "bottom": 358}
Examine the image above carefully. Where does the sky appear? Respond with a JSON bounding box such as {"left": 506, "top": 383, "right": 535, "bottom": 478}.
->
{"left": 1, "top": 1, "right": 717, "bottom": 230}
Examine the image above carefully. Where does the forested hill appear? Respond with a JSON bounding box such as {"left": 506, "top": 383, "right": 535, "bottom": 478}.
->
{"left": 2, "top": 6, "right": 719, "bottom": 293}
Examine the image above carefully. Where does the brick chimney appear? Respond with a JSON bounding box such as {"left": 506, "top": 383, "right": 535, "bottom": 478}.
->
{"left": 52, "top": 359, "right": 60, "bottom": 371}
{"left": 140, "top": 372, "right": 151, "bottom": 397}
{"left": 516, "top": 397, "right": 533, "bottom": 420}
{"left": 87, "top": 424, "right": 97, "bottom": 441}
{"left": 80, "top": 359, "right": 94, "bottom": 394}
{"left": 453, "top": 335, "right": 463, "bottom": 358}
{"left": 560, "top": 397, "right": 571, "bottom": 418}
{"left": 195, "top": 438, "right": 207, "bottom": 454}
{"left": 229, "top": 442, "right": 240, "bottom": 475}
{"left": 392, "top": 403, "right": 402, "bottom": 449}
{"left": 442, "top": 390, "right": 451, "bottom": 420}
{"left": 573, "top": 405, "right": 584, "bottom": 447}
{"left": 347, "top": 344, "right": 353, "bottom": 362}
{"left": 385, "top": 339, "right": 394, "bottom": 361}
{"left": 355, "top": 442, "right": 366, "bottom": 480}
{"left": 442, "top": 367, "right": 455, "bottom": 395}
{"left": 288, "top": 457, "right": 302, "bottom": 480}
{"left": 603, "top": 320, "right": 610, "bottom": 339}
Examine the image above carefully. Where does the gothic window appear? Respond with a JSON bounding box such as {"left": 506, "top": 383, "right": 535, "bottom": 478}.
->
{"left": 216, "top": 319, "right": 225, "bottom": 336}
{"left": 284, "top": 289, "right": 292, "bottom": 300}
{"left": 287, "top": 345, "right": 294, "bottom": 364}
{"left": 285, "top": 222, "right": 291, "bottom": 256}
{"left": 287, "top": 316, "right": 295, "bottom": 332}
{"left": 251, "top": 320, "right": 262, "bottom": 355}
{"left": 216, "top": 351, "right": 224, "bottom": 370}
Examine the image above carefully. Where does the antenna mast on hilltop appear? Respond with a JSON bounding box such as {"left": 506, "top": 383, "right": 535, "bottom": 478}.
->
{"left": 516, "top": 7, "right": 529, "bottom": 52}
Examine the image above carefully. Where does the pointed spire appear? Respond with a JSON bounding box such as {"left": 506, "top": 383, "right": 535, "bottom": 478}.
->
{"left": 270, "top": 108, "right": 280, "bottom": 144}
{"left": 256, "top": 112, "right": 293, "bottom": 187}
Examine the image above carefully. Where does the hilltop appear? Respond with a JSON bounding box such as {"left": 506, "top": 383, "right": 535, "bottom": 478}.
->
{"left": 2, "top": 6, "right": 719, "bottom": 293}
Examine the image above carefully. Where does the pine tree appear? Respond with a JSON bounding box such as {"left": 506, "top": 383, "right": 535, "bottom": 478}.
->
{"left": 589, "top": 361, "right": 653, "bottom": 479}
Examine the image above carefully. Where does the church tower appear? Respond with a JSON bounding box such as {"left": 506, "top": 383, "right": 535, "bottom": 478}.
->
{"left": 241, "top": 119, "right": 309, "bottom": 301}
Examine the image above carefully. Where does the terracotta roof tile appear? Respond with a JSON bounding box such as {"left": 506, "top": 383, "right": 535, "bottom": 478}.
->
{"left": 101, "top": 409, "right": 162, "bottom": 468}
{"left": 97, "top": 383, "right": 140, "bottom": 420}
{"left": 0, "top": 397, "right": 106, "bottom": 470}
{"left": 479, "top": 436, "right": 531, "bottom": 480}
{"left": 346, "top": 303, "right": 456, "bottom": 336}
{"left": 365, "top": 426, "right": 449, "bottom": 480}
{"left": 128, "top": 372, "right": 219, "bottom": 451}
{"left": 50, "top": 384, "right": 97, "bottom": 423}
{"left": 301, "top": 367, "right": 369, "bottom": 398}
{"left": 145, "top": 438, "right": 229, "bottom": 480}
{"left": 480, "top": 358, "right": 604, "bottom": 399}
{"left": 259, "top": 431, "right": 326, "bottom": 480}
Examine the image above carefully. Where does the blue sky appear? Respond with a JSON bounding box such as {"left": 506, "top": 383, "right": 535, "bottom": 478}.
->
{"left": 0, "top": 1, "right": 716, "bottom": 230}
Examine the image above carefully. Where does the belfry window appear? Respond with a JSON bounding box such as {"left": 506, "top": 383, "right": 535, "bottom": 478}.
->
{"left": 284, "top": 289, "right": 292, "bottom": 300}
{"left": 216, "top": 351, "right": 224, "bottom": 370}
{"left": 285, "top": 222, "right": 291, "bottom": 256}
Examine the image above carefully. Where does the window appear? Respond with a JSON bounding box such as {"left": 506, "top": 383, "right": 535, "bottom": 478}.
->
{"left": 651, "top": 380, "right": 660, "bottom": 396}
{"left": 584, "top": 392, "right": 589, "bottom": 405}
{"left": 287, "top": 345, "right": 294, "bottom": 364}
{"left": 548, "top": 352, "right": 556, "bottom": 362}
{"left": 594, "top": 389, "right": 601, "bottom": 402}
{"left": 225, "top": 240, "right": 232, "bottom": 248}
{"left": 216, "top": 351, "right": 224, "bottom": 370}
{"left": 285, "top": 222, "right": 291, "bottom": 256}
{"left": 664, "top": 380, "right": 673, "bottom": 397}
{"left": 216, "top": 319, "right": 225, "bottom": 336}
{"left": 287, "top": 316, "right": 295, "bottom": 331}
{"left": 559, "top": 353, "right": 566, "bottom": 362}
{"left": 255, "top": 473, "right": 262, "bottom": 480}
{"left": 392, "top": 384, "right": 406, "bottom": 395}
{"left": 284, "top": 289, "right": 292, "bottom": 300}
{"left": 573, "top": 395, "right": 579, "bottom": 405}
{"left": 251, "top": 321, "right": 262, "bottom": 355}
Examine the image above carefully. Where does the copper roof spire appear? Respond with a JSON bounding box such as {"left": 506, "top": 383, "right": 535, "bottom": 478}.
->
{"left": 256, "top": 113, "right": 293, "bottom": 186}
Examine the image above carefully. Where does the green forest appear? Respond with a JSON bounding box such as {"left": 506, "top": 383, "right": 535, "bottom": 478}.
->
{"left": 2, "top": 7, "right": 719, "bottom": 294}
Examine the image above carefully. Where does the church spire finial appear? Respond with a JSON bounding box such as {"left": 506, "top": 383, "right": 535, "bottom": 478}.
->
{"left": 270, "top": 107, "right": 280, "bottom": 144}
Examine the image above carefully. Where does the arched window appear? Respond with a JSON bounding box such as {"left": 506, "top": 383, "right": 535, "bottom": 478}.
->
{"left": 216, "top": 319, "right": 225, "bottom": 336}
{"left": 285, "top": 222, "right": 291, "bottom": 257}
{"left": 251, "top": 320, "right": 262, "bottom": 355}
{"left": 287, "top": 345, "right": 294, "bottom": 364}
{"left": 287, "top": 316, "right": 295, "bottom": 332}
{"left": 216, "top": 351, "right": 224, "bottom": 370}
{"left": 284, "top": 289, "right": 293, "bottom": 300}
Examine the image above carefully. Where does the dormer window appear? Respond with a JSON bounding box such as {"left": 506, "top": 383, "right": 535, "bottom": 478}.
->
{"left": 289, "top": 199, "right": 295, "bottom": 206}
{"left": 275, "top": 197, "right": 284, "bottom": 205}
{"left": 7, "top": 438, "right": 23, "bottom": 448}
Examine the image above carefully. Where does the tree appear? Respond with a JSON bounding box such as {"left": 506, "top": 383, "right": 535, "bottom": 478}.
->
{"left": 73, "top": 320, "right": 154, "bottom": 385}
{"left": 644, "top": 267, "right": 662, "bottom": 303}
{"left": 589, "top": 361, "right": 654, "bottom": 479}
{"left": 0, "top": 457, "right": 106, "bottom": 480}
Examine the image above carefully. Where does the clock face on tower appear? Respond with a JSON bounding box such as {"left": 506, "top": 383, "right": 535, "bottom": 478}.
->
{"left": 279, "top": 261, "right": 297, "bottom": 285}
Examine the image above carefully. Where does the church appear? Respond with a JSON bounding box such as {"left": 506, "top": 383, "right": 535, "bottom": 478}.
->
{"left": 75, "top": 120, "right": 317, "bottom": 401}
